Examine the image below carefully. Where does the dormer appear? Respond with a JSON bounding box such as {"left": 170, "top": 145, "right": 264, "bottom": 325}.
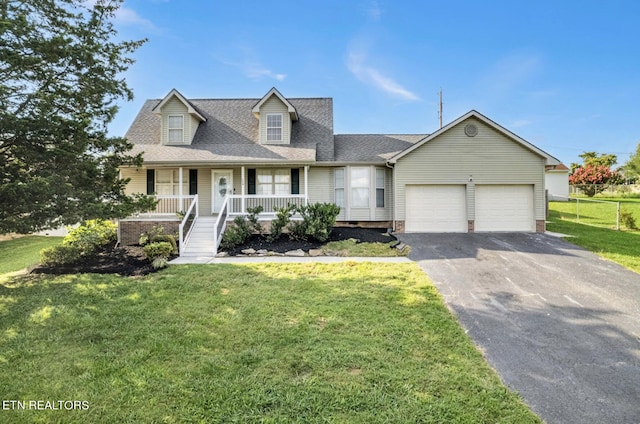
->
{"left": 152, "top": 89, "right": 206, "bottom": 145}
{"left": 252, "top": 87, "right": 298, "bottom": 144}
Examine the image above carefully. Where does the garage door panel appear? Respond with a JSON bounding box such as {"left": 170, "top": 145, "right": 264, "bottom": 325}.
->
{"left": 475, "top": 185, "right": 534, "bottom": 232}
{"left": 406, "top": 185, "right": 467, "bottom": 232}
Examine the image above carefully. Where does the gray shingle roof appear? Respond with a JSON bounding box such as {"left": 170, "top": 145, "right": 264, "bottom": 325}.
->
{"left": 125, "top": 96, "right": 334, "bottom": 163}
{"left": 334, "top": 134, "right": 427, "bottom": 163}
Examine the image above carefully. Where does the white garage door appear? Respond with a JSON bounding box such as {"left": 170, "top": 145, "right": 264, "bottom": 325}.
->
{"left": 475, "top": 185, "right": 535, "bottom": 232}
{"left": 405, "top": 185, "right": 467, "bottom": 232}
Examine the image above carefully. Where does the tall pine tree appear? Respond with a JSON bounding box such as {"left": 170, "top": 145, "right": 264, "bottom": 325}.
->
{"left": 0, "top": 0, "right": 156, "bottom": 233}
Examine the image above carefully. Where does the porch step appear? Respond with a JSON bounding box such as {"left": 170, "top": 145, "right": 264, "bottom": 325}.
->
{"left": 181, "top": 217, "right": 219, "bottom": 257}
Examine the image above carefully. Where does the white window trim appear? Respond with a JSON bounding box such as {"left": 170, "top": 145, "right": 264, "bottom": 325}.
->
{"left": 257, "top": 168, "right": 290, "bottom": 195}
{"left": 155, "top": 169, "right": 188, "bottom": 195}
{"left": 265, "top": 113, "right": 283, "bottom": 143}
{"left": 167, "top": 114, "right": 185, "bottom": 144}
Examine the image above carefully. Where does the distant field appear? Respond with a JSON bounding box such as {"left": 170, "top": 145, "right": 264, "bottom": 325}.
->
{"left": 0, "top": 236, "right": 62, "bottom": 274}
{"left": 549, "top": 198, "right": 640, "bottom": 230}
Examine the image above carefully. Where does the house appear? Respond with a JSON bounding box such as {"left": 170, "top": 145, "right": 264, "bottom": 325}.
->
{"left": 119, "top": 88, "right": 560, "bottom": 256}
{"left": 545, "top": 163, "right": 570, "bottom": 200}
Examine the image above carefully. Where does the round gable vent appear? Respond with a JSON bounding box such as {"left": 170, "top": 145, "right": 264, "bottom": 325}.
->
{"left": 464, "top": 124, "right": 478, "bottom": 137}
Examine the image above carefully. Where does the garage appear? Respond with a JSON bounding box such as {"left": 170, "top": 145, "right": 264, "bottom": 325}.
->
{"left": 475, "top": 185, "right": 535, "bottom": 232}
{"left": 405, "top": 185, "right": 467, "bottom": 232}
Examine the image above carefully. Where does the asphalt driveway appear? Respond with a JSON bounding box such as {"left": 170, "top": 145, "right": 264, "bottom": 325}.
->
{"left": 397, "top": 232, "right": 640, "bottom": 424}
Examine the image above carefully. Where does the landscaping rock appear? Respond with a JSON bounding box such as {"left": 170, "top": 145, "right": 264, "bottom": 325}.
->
{"left": 257, "top": 249, "right": 268, "bottom": 255}
{"left": 285, "top": 249, "right": 306, "bottom": 257}
{"left": 395, "top": 242, "right": 407, "bottom": 251}
{"left": 241, "top": 248, "right": 256, "bottom": 255}
{"left": 215, "top": 251, "right": 228, "bottom": 257}
{"left": 308, "top": 249, "right": 323, "bottom": 257}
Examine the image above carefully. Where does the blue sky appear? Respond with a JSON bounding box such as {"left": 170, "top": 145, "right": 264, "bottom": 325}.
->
{"left": 108, "top": 0, "right": 640, "bottom": 167}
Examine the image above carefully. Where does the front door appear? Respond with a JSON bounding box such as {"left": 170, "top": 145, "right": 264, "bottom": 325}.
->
{"left": 212, "top": 170, "right": 232, "bottom": 213}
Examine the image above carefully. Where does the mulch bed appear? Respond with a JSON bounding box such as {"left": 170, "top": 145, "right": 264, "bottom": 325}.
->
{"left": 225, "top": 227, "right": 395, "bottom": 256}
{"left": 30, "top": 228, "right": 395, "bottom": 277}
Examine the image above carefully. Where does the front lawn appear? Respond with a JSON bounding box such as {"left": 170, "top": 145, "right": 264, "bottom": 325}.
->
{"left": 548, "top": 201, "right": 640, "bottom": 273}
{"left": 0, "top": 263, "right": 539, "bottom": 423}
{"left": 0, "top": 236, "right": 63, "bottom": 274}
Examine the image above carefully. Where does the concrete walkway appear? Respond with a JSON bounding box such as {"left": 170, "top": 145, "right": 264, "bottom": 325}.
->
{"left": 170, "top": 255, "right": 412, "bottom": 264}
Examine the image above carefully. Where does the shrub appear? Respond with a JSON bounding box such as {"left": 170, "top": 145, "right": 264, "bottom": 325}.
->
{"left": 246, "top": 205, "right": 264, "bottom": 234}
{"left": 152, "top": 234, "right": 178, "bottom": 254}
{"left": 268, "top": 204, "right": 296, "bottom": 242}
{"left": 220, "top": 216, "right": 253, "bottom": 250}
{"left": 63, "top": 219, "right": 117, "bottom": 255}
{"left": 143, "top": 241, "right": 174, "bottom": 269}
{"left": 139, "top": 225, "right": 164, "bottom": 246}
{"left": 620, "top": 208, "right": 637, "bottom": 230}
{"left": 290, "top": 203, "right": 340, "bottom": 242}
{"left": 40, "top": 244, "right": 83, "bottom": 266}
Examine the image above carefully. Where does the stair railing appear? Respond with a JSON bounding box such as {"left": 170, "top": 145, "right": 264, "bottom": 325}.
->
{"left": 178, "top": 195, "right": 199, "bottom": 256}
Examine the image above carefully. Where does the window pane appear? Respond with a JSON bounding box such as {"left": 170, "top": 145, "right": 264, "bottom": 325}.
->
{"left": 267, "top": 114, "right": 281, "bottom": 127}
{"left": 257, "top": 171, "right": 273, "bottom": 184}
{"left": 335, "top": 169, "right": 344, "bottom": 188}
{"left": 376, "top": 188, "right": 384, "bottom": 207}
{"left": 352, "top": 188, "right": 369, "bottom": 208}
{"left": 376, "top": 169, "right": 385, "bottom": 188}
{"left": 168, "top": 115, "right": 183, "bottom": 128}
{"left": 335, "top": 188, "right": 344, "bottom": 207}
{"left": 274, "top": 169, "right": 290, "bottom": 183}
{"left": 351, "top": 167, "right": 369, "bottom": 188}
{"left": 169, "top": 129, "right": 183, "bottom": 142}
{"left": 267, "top": 128, "right": 282, "bottom": 141}
{"left": 156, "top": 170, "right": 171, "bottom": 184}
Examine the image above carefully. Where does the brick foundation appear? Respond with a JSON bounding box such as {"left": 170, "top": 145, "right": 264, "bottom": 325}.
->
{"left": 468, "top": 220, "right": 475, "bottom": 233}
{"left": 394, "top": 220, "right": 405, "bottom": 233}
{"left": 119, "top": 219, "right": 180, "bottom": 246}
{"left": 536, "top": 220, "right": 546, "bottom": 233}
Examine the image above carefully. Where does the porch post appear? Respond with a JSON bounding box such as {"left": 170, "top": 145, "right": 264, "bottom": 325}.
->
{"left": 304, "top": 165, "right": 309, "bottom": 205}
{"left": 178, "top": 167, "right": 183, "bottom": 211}
{"left": 241, "top": 166, "right": 245, "bottom": 214}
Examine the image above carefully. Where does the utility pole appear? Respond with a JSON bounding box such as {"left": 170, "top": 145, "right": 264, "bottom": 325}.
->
{"left": 438, "top": 88, "right": 443, "bottom": 128}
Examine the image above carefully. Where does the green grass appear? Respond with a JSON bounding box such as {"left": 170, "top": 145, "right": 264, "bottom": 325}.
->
{"left": 321, "top": 239, "right": 408, "bottom": 256}
{"left": 550, "top": 197, "right": 640, "bottom": 230}
{"left": 0, "top": 236, "right": 63, "bottom": 274}
{"left": 0, "top": 264, "right": 539, "bottom": 423}
{"left": 548, "top": 201, "right": 640, "bottom": 273}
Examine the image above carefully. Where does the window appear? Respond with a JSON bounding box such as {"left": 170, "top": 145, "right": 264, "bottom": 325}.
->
{"left": 376, "top": 168, "right": 385, "bottom": 207}
{"left": 266, "top": 113, "right": 282, "bottom": 142}
{"left": 155, "top": 169, "right": 188, "bottom": 195}
{"left": 257, "top": 169, "right": 290, "bottom": 195}
{"left": 351, "top": 167, "right": 369, "bottom": 208}
{"left": 168, "top": 115, "right": 184, "bottom": 143}
{"left": 334, "top": 168, "right": 344, "bottom": 208}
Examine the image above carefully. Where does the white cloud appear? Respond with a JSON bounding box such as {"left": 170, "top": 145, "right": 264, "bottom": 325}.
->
{"left": 221, "top": 45, "right": 287, "bottom": 82}
{"left": 346, "top": 50, "right": 419, "bottom": 101}
{"left": 114, "top": 6, "right": 157, "bottom": 31}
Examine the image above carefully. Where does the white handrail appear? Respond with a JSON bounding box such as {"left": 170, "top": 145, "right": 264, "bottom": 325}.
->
{"left": 213, "top": 196, "right": 229, "bottom": 255}
{"left": 178, "top": 195, "right": 198, "bottom": 255}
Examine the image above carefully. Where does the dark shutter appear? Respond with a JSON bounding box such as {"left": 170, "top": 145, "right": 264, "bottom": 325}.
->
{"left": 189, "top": 169, "right": 198, "bottom": 195}
{"left": 248, "top": 169, "right": 256, "bottom": 195}
{"left": 146, "top": 169, "right": 155, "bottom": 195}
{"left": 291, "top": 168, "right": 300, "bottom": 195}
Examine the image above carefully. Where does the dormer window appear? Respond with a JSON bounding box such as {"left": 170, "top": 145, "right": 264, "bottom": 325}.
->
{"left": 168, "top": 115, "right": 184, "bottom": 143}
{"left": 266, "top": 113, "right": 282, "bottom": 142}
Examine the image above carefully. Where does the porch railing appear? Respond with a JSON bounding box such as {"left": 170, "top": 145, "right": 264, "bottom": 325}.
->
{"left": 228, "top": 195, "right": 307, "bottom": 215}
{"left": 178, "top": 195, "right": 198, "bottom": 255}
{"left": 153, "top": 195, "right": 197, "bottom": 215}
{"left": 213, "top": 196, "right": 229, "bottom": 255}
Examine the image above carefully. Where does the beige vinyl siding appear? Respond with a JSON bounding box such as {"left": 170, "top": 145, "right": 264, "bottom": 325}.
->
{"left": 189, "top": 115, "right": 200, "bottom": 141}
{"left": 161, "top": 98, "right": 189, "bottom": 145}
{"left": 308, "top": 167, "right": 333, "bottom": 203}
{"left": 394, "top": 117, "right": 546, "bottom": 222}
{"left": 121, "top": 168, "right": 146, "bottom": 194}
{"left": 197, "top": 168, "right": 212, "bottom": 216}
{"left": 259, "top": 96, "right": 291, "bottom": 144}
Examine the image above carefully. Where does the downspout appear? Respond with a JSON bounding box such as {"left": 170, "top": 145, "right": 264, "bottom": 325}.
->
{"left": 385, "top": 161, "right": 395, "bottom": 232}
